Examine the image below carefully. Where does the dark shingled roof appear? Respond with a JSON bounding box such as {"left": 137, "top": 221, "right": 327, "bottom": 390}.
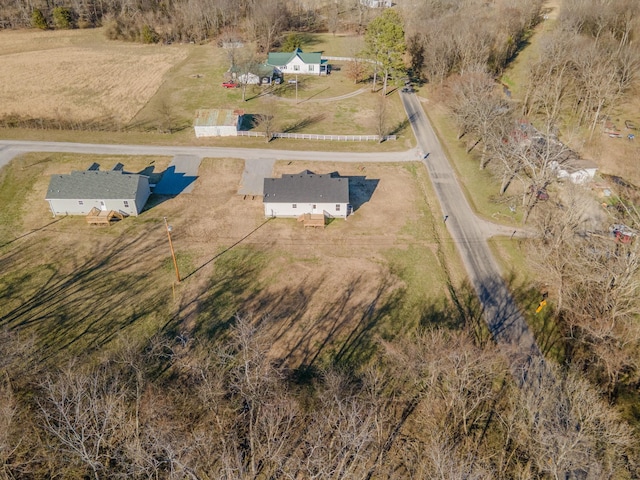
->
{"left": 46, "top": 170, "right": 147, "bottom": 200}
{"left": 263, "top": 172, "right": 349, "bottom": 203}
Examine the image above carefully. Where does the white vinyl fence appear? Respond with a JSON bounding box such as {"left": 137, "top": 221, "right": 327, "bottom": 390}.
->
{"left": 237, "top": 131, "right": 396, "bottom": 141}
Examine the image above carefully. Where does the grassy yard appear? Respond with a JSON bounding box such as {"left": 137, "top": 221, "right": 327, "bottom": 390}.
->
{"left": 0, "top": 152, "right": 466, "bottom": 369}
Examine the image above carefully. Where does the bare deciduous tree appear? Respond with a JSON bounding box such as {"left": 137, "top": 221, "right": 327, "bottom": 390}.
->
{"left": 515, "top": 359, "right": 634, "bottom": 479}
{"left": 257, "top": 98, "right": 278, "bottom": 142}
{"left": 38, "top": 361, "right": 130, "bottom": 480}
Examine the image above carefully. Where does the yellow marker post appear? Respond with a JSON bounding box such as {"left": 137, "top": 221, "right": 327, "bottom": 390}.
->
{"left": 535, "top": 299, "right": 547, "bottom": 314}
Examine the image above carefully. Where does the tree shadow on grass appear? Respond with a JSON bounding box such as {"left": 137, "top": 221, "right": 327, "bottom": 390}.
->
{"left": 281, "top": 113, "right": 327, "bottom": 133}
{"left": 173, "top": 245, "right": 272, "bottom": 343}
{"left": 388, "top": 118, "right": 410, "bottom": 137}
{"left": 0, "top": 225, "right": 174, "bottom": 366}
{"left": 255, "top": 273, "right": 404, "bottom": 376}
{"left": 239, "top": 113, "right": 260, "bottom": 131}
{"left": 183, "top": 218, "right": 273, "bottom": 281}
{"left": 295, "top": 33, "right": 322, "bottom": 50}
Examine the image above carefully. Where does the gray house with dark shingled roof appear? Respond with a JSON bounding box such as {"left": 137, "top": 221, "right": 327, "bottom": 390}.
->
{"left": 263, "top": 171, "right": 349, "bottom": 218}
{"left": 45, "top": 165, "right": 151, "bottom": 217}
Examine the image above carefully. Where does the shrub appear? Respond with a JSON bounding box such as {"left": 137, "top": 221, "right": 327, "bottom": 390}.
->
{"left": 103, "top": 15, "right": 122, "bottom": 40}
{"left": 52, "top": 7, "right": 74, "bottom": 29}
{"left": 141, "top": 24, "right": 159, "bottom": 44}
{"left": 281, "top": 33, "right": 303, "bottom": 52}
{"left": 31, "top": 9, "right": 48, "bottom": 30}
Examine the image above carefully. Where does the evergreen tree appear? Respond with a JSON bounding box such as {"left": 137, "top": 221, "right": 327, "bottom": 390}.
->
{"left": 281, "top": 33, "right": 303, "bottom": 52}
{"left": 31, "top": 9, "right": 48, "bottom": 30}
{"left": 52, "top": 7, "right": 74, "bottom": 29}
{"left": 365, "top": 9, "right": 406, "bottom": 94}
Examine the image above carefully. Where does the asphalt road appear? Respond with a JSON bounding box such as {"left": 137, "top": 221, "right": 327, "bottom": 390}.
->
{"left": 0, "top": 140, "right": 419, "bottom": 171}
{"left": 400, "top": 91, "right": 540, "bottom": 376}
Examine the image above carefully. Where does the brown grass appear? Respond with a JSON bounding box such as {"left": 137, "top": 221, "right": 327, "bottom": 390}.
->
{"left": 0, "top": 153, "right": 463, "bottom": 368}
{"left": 501, "top": 4, "right": 640, "bottom": 188}
{"left": 0, "top": 28, "right": 189, "bottom": 124}
{"left": 0, "top": 28, "right": 412, "bottom": 148}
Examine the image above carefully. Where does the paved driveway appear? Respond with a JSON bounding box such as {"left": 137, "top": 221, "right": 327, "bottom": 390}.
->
{"left": 153, "top": 155, "right": 201, "bottom": 195}
{"left": 238, "top": 158, "right": 276, "bottom": 196}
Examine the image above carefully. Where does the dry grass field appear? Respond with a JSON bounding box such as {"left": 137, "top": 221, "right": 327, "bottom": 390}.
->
{"left": 0, "top": 29, "right": 190, "bottom": 124}
{"left": 0, "top": 153, "right": 466, "bottom": 368}
{"left": 0, "top": 28, "right": 410, "bottom": 148}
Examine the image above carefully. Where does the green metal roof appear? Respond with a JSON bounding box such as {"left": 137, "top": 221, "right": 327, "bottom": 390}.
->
{"left": 267, "top": 48, "right": 323, "bottom": 67}
{"left": 46, "top": 170, "right": 148, "bottom": 200}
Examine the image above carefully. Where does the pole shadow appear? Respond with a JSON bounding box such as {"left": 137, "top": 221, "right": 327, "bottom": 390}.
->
{"left": 182, "top": 218, "right": 273, "bottom": 281}
{"left": 0, "top": 217, "right": 66, "bottom": 248}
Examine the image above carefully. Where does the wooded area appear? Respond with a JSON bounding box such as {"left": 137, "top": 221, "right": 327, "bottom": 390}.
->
{"left": 440, "top": 0, "right": 640, "bottom": 407}
{"left": 0, "top": 317, "right": 636, "bottom": 478}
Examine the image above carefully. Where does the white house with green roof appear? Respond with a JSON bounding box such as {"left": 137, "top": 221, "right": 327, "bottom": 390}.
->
{"left": 45, "top": 164, "right": 151, "bottom": 217}
{"left": 267, "top": 48, "right": 328, "bottom": 76}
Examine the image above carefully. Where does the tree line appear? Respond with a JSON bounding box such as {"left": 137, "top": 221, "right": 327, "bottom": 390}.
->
{"left": 0, "top": 315, "right": 636, "bottom": 479}
{"left": 443, "top": 0, "right": 638, "bottom": 213}
{"left": 0, "top": 0, "right": 376, "bottom": 46}
{"left": 439, "top": 0, "right": 640, "bottom": 411}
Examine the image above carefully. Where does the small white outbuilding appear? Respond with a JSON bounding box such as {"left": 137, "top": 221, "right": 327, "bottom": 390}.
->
{"left": 194, "top": 109, "right": 244, "bottom": 138}
{"left": 553, "top": 159, "right": 598, "bottom": 184}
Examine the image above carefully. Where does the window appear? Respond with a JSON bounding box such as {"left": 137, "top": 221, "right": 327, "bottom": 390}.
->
{"left": 78, "top": 200, "right": 84, "bottom": 205}
{"left": 123, "top": 200, "right": 129, "bottom": 208}
{"left": 336, "top": 204, "right": 340, "bottom": 211}
{"left": 292, "top": 204, "right": 297, "bottom": 208}
{"left": 309, "top": 65, "right": 314, "bottom": 72}
{"left": 312, "top": 204, "right": 317, "bottom": 209}
{"left": 293, "top": 64, "right": 300, "bottom": 71}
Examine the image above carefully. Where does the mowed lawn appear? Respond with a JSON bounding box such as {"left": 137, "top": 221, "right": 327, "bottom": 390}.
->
{"left": 0, "top": 28, "right": 411, "bottom": 148}
{"left": 0, "top": 153, "right": 465, "bottom": 368}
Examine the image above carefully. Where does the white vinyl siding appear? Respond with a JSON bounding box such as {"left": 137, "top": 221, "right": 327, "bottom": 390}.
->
{"left": 264, "top": 202, "right": 348, "bottom": 219}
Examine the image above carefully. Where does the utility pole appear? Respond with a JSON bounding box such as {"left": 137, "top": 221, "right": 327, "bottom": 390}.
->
{"left": 164, "top": 217, "right": 181, "bottom": 284}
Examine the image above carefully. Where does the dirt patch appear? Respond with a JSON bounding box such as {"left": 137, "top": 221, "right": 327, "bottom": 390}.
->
{"left": 578, "top": 112, "right": 640, "bottom": 186}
